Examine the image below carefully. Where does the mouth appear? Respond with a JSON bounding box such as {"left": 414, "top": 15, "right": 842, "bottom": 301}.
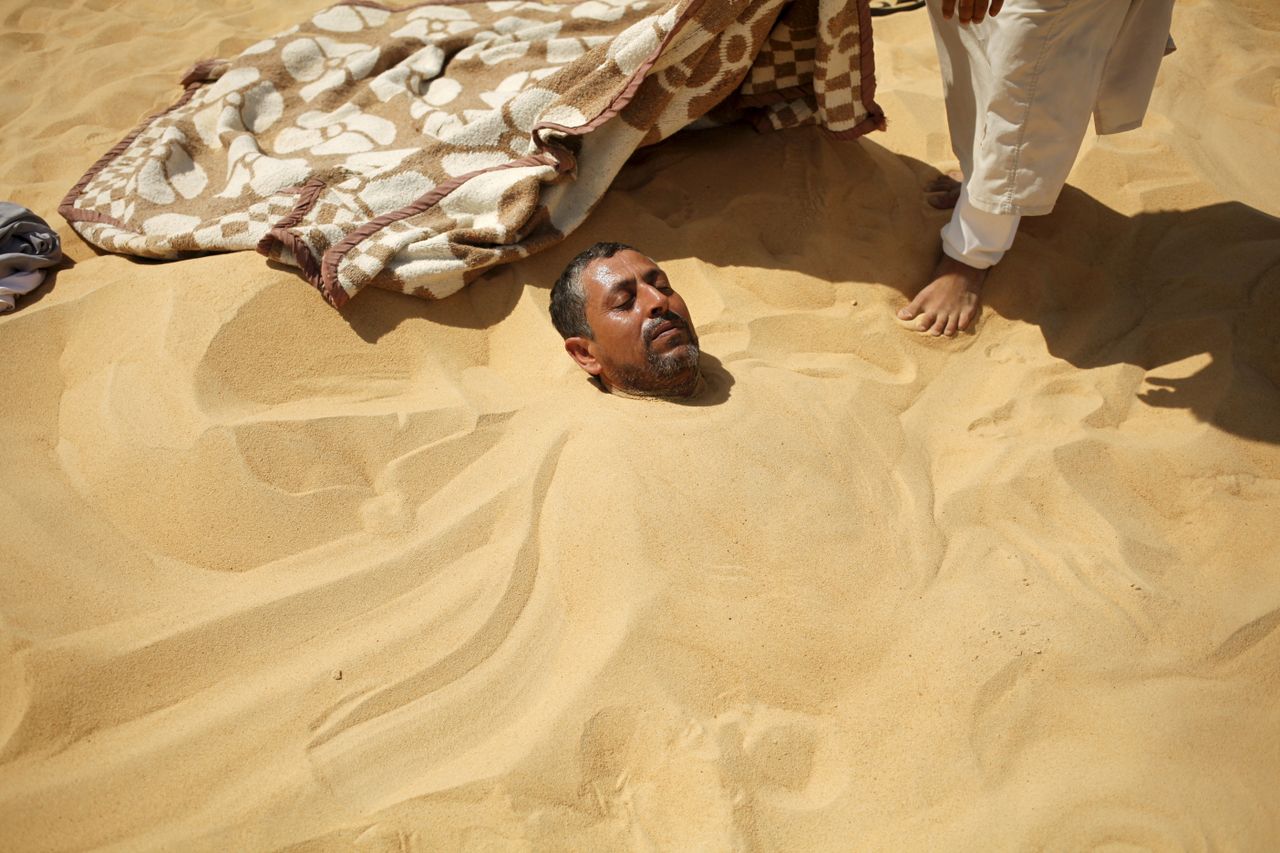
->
{"left": 646, "top": 318, "right": 687, "bottom": 345}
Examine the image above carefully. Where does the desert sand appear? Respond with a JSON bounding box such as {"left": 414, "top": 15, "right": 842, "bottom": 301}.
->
{"left": 2, "top": 0, "right": 1279, "bottom": 850}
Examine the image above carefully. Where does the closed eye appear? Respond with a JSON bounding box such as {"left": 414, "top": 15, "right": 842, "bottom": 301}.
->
{"left": 649, "top": 275, "right": 673, "bottom": 293}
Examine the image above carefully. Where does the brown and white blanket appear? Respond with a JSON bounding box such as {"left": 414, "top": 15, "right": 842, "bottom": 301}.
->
{"left": 60, "top": 0, "right": 882, "bottom": 307}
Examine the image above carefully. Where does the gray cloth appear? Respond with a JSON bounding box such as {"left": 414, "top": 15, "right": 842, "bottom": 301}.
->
{"left": 0, "top": 202, "right": 62, "bottom": 314}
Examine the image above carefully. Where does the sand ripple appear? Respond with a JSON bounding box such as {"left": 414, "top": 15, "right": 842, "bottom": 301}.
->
{"left": 2, "top": 0, "right": 1279, "bottom": 849}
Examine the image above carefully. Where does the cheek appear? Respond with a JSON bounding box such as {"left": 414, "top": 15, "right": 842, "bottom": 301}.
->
{"left": 598, "top": 315, "right": 644, "bottom": 355}
{"left": 671, "top": 296, "right": 693, "bottom": 323}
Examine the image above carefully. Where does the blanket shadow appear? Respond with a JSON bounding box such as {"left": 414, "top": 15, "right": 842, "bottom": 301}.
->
{"left": 321, "top": 122, "right": 1277, "bottom": 441}
{"left": 10, "top": 254, "right": 76, "bottom": 311}
{"left": 610, "top": 126, "right": 1280, "bottom": 444}
{"left": 335, "top": 262, "right": 525, "bottom": 342}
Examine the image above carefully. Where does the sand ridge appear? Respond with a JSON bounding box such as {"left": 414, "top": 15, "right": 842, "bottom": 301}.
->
{"left": 2, "top": 0, "right": 1279, "bottom": 849}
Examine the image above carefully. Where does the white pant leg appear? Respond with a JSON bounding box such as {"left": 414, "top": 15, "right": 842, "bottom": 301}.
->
{"left": 929, "top": 0, "right": 1136, "bottom": 216}
{"left": 940, "top": 184, "right": 1021, "bottom": 269}
{"left": 926, "top": 0, "right": 989, "bottom": 182}
{"left": 1093, "top": 0, "right": 1176, "bottom": 134}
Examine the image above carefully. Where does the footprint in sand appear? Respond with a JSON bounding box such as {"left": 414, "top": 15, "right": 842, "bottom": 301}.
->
{"left": 577, "top": 703, "right": 845, "bottom": 841}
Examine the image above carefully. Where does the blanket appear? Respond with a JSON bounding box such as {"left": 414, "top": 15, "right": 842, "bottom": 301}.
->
{"left": 59, "top": 0, "right": 882, "bottom": 308}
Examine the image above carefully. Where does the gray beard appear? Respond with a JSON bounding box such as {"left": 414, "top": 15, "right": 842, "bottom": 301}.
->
{"left": 614, "top": 341, "right": 702, "bottom": 398}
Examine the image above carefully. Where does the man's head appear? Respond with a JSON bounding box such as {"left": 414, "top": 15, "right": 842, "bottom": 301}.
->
{"left": 551, "top": 242, "right": 701, "bottom": 398}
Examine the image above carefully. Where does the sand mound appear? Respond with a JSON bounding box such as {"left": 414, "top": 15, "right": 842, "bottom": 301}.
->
{"left": 1, "top": 1, "right": 1278, "bottom": 849}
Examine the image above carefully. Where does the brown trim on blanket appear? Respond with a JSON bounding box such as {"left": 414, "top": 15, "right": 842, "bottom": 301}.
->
{"left": 825, "top": 111, "right": 886, "bottom": 140}
{"left": 315, "top": 0, "right": 712, "bottom": 307}
{"left": 527, "top": 0, "right": 708, "bottom": 141}
{"left": 63, "top": 0, "right": 885, "bottom": 306}
{"left": 256, "top": 177, "right": 332, "bottom": 287}
{"left": 58, "top": 60, "right": 213, "bottom": 228}
{"left": 315, "top": 0, "right": 883, "bottom": 306}
{"left": 60, "top": 208, "right": 130, "bottom": 231}
{"left": 857, "top": 0, "right": 886, "bottom": 130}
{"left": 274, "top": 177, "right": 329, "bottom": 230}
{"left": 317, "top": 152, "right": 557, "bottom": 306}
{"left": 180, "top": 58, "right": 227, "bottom": 88}
{"left": 273, "top": 230, "right": 325, "bottom": 284}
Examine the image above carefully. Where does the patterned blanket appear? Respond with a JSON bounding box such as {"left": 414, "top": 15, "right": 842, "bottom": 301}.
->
{"left": 60, "top": 0, "right": 882, "bottom": 307}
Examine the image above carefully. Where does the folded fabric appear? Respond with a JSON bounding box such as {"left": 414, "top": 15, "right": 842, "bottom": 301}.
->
{"left": 60, "top": 0, "right": 883, "bottom": 309}
{"left": 0, "top": 202, "right": 62, "bottom": 314}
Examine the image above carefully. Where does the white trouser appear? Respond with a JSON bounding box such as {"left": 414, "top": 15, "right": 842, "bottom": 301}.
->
{"left": 941, "top": 185, "right": 1020, "bottom": 270}
{"left": 929, "top": 0, "right": 1174, "bottom": 266}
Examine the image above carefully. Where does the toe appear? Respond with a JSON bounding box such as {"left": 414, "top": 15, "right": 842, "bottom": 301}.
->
{"left": 914, "top": 310, "right": 938, "bottom": 332}
{"left": 927, "top": 313, "right": 948, "bottom": 336}
{"left": 958, "top": 304, "right": 977, "bottom": 331}
{"left": 899, "top": 293, "right": 927, "bottom": 320}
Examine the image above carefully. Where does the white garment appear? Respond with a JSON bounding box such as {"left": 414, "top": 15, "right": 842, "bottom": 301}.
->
{"left": 931, "top": 0, "right": 1172, "bottom": 216}
{"left": 0, "top": 269, "right": 45, "bottom": 314}
{"left": 0, "top": 201, "right": 62, "bottom": 313}
{"left": 941, "top": 185, "right": 1020, "bottom": 270}
{"left": 929, "top": 0, "right": 1175, "bottom": 221}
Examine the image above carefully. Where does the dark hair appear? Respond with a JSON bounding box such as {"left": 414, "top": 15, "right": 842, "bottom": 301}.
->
{"left": 549, "top": 241, "right": 637, "bottom": 340}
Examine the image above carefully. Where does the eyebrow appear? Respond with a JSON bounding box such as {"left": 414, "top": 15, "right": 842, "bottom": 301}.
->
{"left": 596, "top": 264, "right": 664, "bottom": 298}
{"left": 602, "top": 273, "right": 636, "bottom": 293}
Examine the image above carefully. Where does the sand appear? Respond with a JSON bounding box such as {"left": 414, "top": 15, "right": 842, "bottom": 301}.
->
{"left": 2, "top": 0, "right": 1279, "bottom": 849}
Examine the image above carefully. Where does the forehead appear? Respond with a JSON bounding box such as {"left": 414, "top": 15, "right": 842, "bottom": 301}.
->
{"left": 582, "top": 250, "right": 663, "bottom": 294}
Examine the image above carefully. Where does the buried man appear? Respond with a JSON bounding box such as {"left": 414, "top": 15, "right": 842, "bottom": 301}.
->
{"left": 550, "top": 242, "right": 703, "bottom": 399}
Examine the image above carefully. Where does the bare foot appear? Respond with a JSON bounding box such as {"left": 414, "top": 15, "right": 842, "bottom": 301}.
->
{"left": 898, "top": 255, "right": 985, "bottom": 336}
{"left": 925, "top": 172, "right": 962, "bottom": 210}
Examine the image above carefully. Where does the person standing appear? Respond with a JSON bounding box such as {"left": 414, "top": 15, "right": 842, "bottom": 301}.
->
{"left": 899, "top": 0, "right": 1176, "bottom": 336}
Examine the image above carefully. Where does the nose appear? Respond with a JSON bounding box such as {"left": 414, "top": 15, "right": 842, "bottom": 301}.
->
{"left": 641, "top": 282, "right": 669, "bottom": 317}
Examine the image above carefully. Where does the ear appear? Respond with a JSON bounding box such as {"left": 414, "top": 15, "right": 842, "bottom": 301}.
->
{"left": 564, "top": 336, "right": 602, "bottom": 377}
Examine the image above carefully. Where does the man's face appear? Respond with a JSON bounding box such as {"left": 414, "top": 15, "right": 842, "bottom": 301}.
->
{"left": 569, "top": 250, "right": 701, "bottom": 397}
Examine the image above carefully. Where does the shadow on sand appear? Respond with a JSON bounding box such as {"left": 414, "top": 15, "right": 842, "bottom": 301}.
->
{"left": 275, "top": 124, "right": 1278, "bottom": 440}
{"left": 991, "top": 188, "right": 1280, "bottom": 445}
{"left": 7, "top": 254, "right": 75, "bottom": 312}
